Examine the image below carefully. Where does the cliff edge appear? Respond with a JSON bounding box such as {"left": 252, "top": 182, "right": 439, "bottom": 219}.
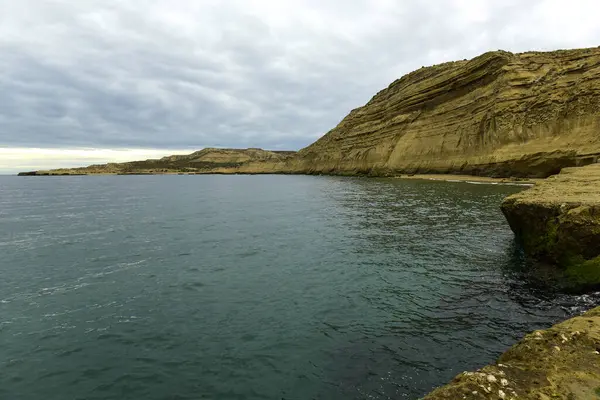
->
{"left": 423, "top": 306, "right": 600, "bottom": 399}
{"left": 501, "top": 164, "right": 600, "bottom": 290}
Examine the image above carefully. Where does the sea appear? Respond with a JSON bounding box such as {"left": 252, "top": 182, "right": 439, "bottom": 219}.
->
{"left": 1, "top": 175, "right": 597, "bottom": 399}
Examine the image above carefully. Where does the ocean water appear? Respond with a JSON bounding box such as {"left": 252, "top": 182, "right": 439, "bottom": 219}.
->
{"left": 0, "top": 175, "right": 597, "bottom": 400}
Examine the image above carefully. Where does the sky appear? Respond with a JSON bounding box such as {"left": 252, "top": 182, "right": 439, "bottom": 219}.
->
{"left": 1, "top": 0, "right": 600, "bottom": 173}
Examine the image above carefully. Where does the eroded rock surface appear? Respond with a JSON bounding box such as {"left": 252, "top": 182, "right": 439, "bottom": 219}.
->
{"left": 292, "top": 47, "right": 600, "bottom": 177}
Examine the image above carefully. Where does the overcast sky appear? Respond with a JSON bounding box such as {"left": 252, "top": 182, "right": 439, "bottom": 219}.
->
{"left": 1, "top": 0, "right": 599, "bottom": 173}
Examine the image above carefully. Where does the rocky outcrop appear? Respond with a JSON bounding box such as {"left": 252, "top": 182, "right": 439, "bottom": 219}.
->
{"left": 288, "top": 47, "right": 600, "bottom": 177}
{"left": 18, "top": 148, "right": 296, "bottom": 175}
{"left": 423, "top": 306, "right": 600, "bottom": 399}
{"left": 501, "top": 164, "right": 600, "bottom": 289}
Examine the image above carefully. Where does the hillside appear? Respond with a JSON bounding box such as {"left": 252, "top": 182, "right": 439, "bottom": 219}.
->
{"left": 18, "top": 148, "right": 296, "bottom": 175}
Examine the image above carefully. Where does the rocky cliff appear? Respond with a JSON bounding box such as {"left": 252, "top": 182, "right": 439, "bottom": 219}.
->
{"left": 501, "top": 163, "right": 600, "bottom": 290}
{"left": 287, "top": 47, "right": 600, "bottom": 177}
{"left": 423, "top": 306, "right": 600, "bottom": 399}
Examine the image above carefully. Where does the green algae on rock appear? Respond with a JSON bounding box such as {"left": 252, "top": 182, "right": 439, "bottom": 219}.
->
{"left": 423, "top": 306, "right": 600, "bottom": 400}
{"left": 501, "top": 164, "right": 600, "bottom": 289}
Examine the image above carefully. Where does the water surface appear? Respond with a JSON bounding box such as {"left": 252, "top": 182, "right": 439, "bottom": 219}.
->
{"left": 0, "top": 175, "right": 596, "bottom": 399}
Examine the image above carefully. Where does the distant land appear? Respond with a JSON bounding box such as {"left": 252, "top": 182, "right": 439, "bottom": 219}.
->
{"left": 18, "top": 148, "right": 297, "bottom": 176}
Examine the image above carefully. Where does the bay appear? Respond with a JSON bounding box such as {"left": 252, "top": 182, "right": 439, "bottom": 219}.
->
{"left": 0, "top": 175, "right": 596, "bottom": 399}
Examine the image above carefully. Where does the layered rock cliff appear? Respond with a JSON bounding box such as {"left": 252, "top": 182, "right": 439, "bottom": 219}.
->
{"left": 288, "top": 47, "right": 600, "bottom": 177}
{"left": 423, "top": 306, "right": 600, "bottom": 399}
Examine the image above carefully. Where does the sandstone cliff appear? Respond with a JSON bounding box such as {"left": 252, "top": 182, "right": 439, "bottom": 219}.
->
{"left": 286, "top": 47, "right": 600, "bottom": 177}
{"left": 423, "top": 306, "right": 600, "bottom": 399}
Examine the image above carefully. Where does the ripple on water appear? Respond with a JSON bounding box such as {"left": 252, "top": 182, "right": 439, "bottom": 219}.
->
{"left": 0, "top": 175, "right": 598, "bottom": 400}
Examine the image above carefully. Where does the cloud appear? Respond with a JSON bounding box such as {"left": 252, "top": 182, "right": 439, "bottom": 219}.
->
{"left": 1, "top": 0, "right": 599, "bottom": 172}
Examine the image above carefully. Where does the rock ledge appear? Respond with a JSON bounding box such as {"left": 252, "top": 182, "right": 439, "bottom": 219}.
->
{"left": 501, "top": 164, "right": 600, "bottom": 289}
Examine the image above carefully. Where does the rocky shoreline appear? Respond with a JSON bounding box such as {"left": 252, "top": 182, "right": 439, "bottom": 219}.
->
{"left": 395, "top": 174, "right": 537, "bottom": 185}
{"left": 423, "top": 306, "right": 600, "bottom": 399}
{"left": 501, "top": 164, "right": 600, "bottom": 291}
{"left": 421, "top": 165, "right": 600, "bottom": 399}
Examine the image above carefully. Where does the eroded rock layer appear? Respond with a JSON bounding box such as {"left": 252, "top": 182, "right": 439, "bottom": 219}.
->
{"left": 292, "top": 47, "right": 600, "bottom": 177}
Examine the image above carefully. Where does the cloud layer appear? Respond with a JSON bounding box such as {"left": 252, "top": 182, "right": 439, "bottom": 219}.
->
{"left": 1, "top": 0, "right": 599, "bottom": 172}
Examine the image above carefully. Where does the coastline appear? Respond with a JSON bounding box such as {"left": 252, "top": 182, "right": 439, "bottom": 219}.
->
{"left": 394, "top": 174, "right": 538, "bottom": 186}
{"left": 423, "top": 306, "right": 600, "bottom": 399}
{"left": 501, "top": 164, "right": 600, "bottom": 291}
{"left": 18, "top": 170, "right": 538, "bottom": 186}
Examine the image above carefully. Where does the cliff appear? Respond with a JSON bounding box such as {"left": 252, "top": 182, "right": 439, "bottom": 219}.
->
{"left": 423, "top": 306, "right": 600, "bottom": 399}
{"left": 501, "top": 164, "right": 600, "bottom": 290}
{"left": 289, "top": 47, "right": 600, "bottom": 177}
{"left": 18, "top": 148, "right": 296, "bottom": 175}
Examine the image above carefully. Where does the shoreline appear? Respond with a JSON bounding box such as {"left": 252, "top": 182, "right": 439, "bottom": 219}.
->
{"left": 424, "top": 306, "right": 600, "bottom": 399}
{"left": 394, "top": 174, "right": 538, "bottom": 186}
{"left": 18, "top": 170, "right": 539, "bottom": 185}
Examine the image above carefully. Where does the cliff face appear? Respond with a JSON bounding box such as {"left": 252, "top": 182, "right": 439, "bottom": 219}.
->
{"left": 291, "top": 47, "right": 600, "bottom": 177}
{"left": 501, "top": 164, "right": 600, "bottom": 290}
{"left": 423, "top": 306, "right": 600, "bottom": 399}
